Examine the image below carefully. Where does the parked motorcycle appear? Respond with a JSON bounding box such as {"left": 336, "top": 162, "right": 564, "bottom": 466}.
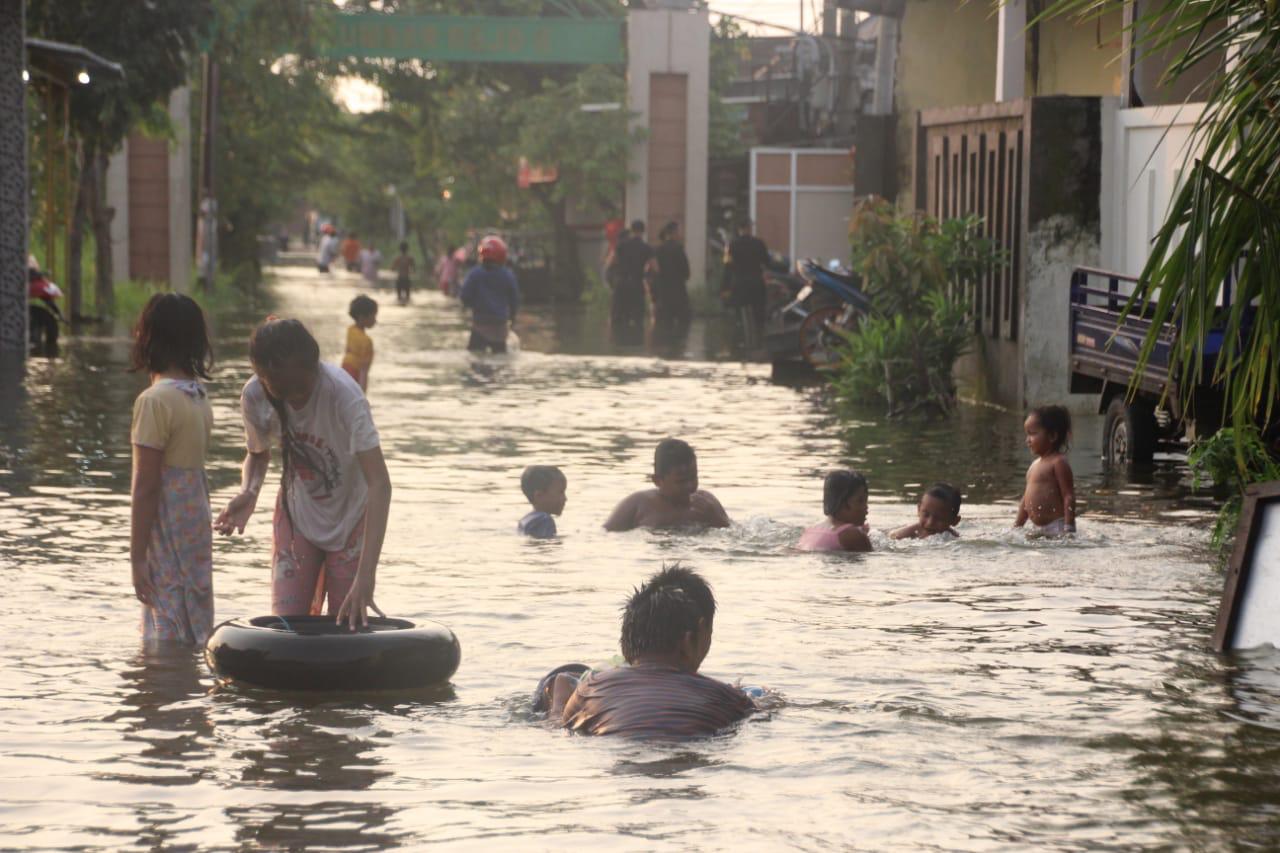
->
{"left": 28, "top": 262, "right": 65, "bottom": 352}
{"left": 774, "top": 259, "right": 872, "bottom": 368}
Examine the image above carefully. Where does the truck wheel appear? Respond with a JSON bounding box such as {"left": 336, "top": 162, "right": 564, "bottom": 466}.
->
{"left": 1104, "top": 396, "right": 1156, "bottom": 466}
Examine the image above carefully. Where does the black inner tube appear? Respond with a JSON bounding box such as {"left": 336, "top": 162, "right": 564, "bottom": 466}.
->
{"left": 248, "top": 615, "right": 415, "bottom": 635}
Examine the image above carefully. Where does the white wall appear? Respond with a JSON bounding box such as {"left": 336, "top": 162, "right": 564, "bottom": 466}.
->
{"left": 1101, "top": 102, "right": 1206, "bottom": 284}
{"left": 626, "top": 6, "right": 710, "bottom": 288}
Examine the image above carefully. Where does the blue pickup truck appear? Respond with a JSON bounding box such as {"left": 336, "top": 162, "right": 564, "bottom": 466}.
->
{"left": 1068, "top": 266, "right": 1232, "bottom": 465}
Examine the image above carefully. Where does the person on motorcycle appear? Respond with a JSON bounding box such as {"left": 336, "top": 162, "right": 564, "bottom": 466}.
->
{"left": 459, "top": 235, "right": 520, "bottom": 354}
{"left": 28, "top": 255, "right": 65, "bottom": 350}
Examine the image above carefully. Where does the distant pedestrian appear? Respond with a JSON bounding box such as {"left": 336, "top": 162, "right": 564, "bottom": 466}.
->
{"left": 650, "top": 221, "right": 691, "bottom": 327}
{"left": 607, "top": 219, "right": 654, "bottom": 329}
{"left": 128, "top": 293, "right": 216, "bottom": 645}
{"left": 723, "top": 220, "right": 770, "bottom": 334}
{"left": 435, "top": 245, "right": 460, "bottom": 296}
{"left": 342, "top": 232, "right": 362, "bottom": 273}
{"left": 459, "top": 235, "right": 520, "bottom": 353}
{"left": 316, "top": 224, "right": 339, "bottom": 273}
{"left": 391, "top": 242, "right": 415, "bottom": 304}
{"left": 359, "top": 245, "right": 382, "bottom": 289}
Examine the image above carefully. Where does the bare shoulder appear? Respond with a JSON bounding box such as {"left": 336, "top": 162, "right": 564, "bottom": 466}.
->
{"left": 603, "top": 489, "right": 656, "bottom": 531}
{"left": 691, "top": 490, "right": 731, "bottom": 526}
{"left": 838, "top": 524, "right": 872, "bottom": 552}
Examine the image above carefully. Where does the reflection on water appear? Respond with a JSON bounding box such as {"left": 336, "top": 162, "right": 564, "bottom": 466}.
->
{"left": 0, "top": 265, "right": 1277, "bottom": 850}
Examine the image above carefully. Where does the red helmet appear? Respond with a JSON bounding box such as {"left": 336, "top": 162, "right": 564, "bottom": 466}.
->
{"left": 478, "top": 235, "right": 508, "bottom": 265}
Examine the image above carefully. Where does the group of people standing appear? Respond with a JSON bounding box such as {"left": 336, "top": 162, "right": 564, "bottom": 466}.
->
{"left": 604, "top": 218, "right": 771, "bottom": 338}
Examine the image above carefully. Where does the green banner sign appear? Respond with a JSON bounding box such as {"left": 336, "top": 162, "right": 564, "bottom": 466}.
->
{"left": 324, "top": 14, "right": 624, "bottom": 65}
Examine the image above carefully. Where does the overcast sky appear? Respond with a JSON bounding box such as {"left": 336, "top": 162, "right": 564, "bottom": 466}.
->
{"left": 706, "top": 0, "right": 806, "bottom": 33}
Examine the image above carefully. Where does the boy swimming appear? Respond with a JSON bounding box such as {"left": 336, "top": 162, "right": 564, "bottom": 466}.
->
{"left": 1015, "top": 405, "right": 1076, "bottom": 535}
{"left": 542, "top": 565, "right": 755, "bottom": 738}
{"left": 891, "top": 482, "right": 962, "bottom": 539}
{"left": 518, "top": 465, "right": 566, "bottom": 539}
{"left": 603, "top": 438, "right": 731, "bottom": 531}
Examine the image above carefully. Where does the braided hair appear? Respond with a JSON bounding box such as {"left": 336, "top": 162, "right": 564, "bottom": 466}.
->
{"left": 248, "top": 319, "right": 323, "bottom": 525}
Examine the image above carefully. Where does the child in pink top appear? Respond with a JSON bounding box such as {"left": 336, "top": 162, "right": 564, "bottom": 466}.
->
{"left": 798, "top": 470, "right": 872, "bottom": 552}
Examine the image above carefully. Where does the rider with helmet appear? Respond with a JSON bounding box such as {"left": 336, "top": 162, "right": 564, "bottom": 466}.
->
{"left": 28, "top": 255, "right": 64, "bottom": 350}
{"left": 459, "top": 235, "right": 521, "bottom": 353}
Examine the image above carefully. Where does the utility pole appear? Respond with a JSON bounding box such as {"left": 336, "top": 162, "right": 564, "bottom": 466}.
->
{"left": 196, "top": 53, "right": 219, "bottom": 290}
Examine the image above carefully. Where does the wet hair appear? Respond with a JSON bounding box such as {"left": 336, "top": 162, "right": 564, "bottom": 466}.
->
{"left": 349, "top": 294, "right": 378, "bottom": 321}
{"left": 620, "top": 564, "right": 716, "bottom": 663}
{"left": 822, "top": 469, "right": 868, "bottom": 517}
{"left": 520, "top": 465, "right": 565, "bottom": 502}
{"left": 659, "top": 220, "right": 680, "bottom": 240}
{"left": 922, "top": 482, "right": 962, "bottom": 516}
{"left": 399, "top": 241, "right": 409, "bottom": 253}
{"left": 654, "top": 438, "right": 696, "bottom": 477}
{"left": 130, "top": 293, "right": 213, "bottom": 380}
{"left": 1029, "top": 405, "right": 1072, "bottom": 452}
{"left": 248, "top": 319, "right": 324, "bottom": 529}
{"left": 630, "top": 219, "right": 646, "bottom": 233}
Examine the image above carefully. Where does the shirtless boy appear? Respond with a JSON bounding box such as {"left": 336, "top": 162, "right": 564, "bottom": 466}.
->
{"left": 603, "top": 438, "right": 731, "bottom": 531}
{"left": 891, "top": 482, "right": 962, "bottom": 539}
{"left": 1015, "top": 405, "right": 1076, "bottom": 535}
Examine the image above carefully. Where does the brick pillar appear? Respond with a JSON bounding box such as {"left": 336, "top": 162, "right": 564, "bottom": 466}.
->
{"left": 0, "top": 0, "right": 27, "bottom": 366}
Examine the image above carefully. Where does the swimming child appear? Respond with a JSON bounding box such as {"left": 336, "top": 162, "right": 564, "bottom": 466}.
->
{"left": 891, "top": 482, "right": 962, "bottom": 539}
{"left": 542, "top": 565, "right": 756, "bottom": 738}
{"left": 519, "top": 465, "right": 567, "bottom": 538}
{"left": 128, "top": 294, "right": 216, "bottom": 645}
{"left": 603, "top": 438, "right": 731, "bottom": 531}
{"left": 214, "top": 318, "right": 391, "bottom": 629}
{"left": 797, "top": 469, "right": 872, "bottom": 552}
{"left": 342, "top": 295, "right": 377, "bottom": 392}
{"left": 459, "top": 235, "right": 520, "bottom": 353}
{"left": 1015, "top": 404, "right": 1076, "bottom": 535}
{"left": 391, "top": 241, "right": 415, "bottom": 304}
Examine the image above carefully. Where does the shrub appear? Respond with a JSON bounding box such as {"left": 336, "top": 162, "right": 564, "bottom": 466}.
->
{"left": 830, "top": 198, "right": 1004, "bottom": 415}
{"left": 1187, "top": 426, "right": 1280, "bottom": 556}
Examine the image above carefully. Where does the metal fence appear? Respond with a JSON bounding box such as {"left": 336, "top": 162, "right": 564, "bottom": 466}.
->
{"left": 916, "top": 102, "right": 1024, "bottom": 343}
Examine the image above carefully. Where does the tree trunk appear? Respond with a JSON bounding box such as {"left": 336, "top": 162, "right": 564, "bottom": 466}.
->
{"left": 88, "top": 150, "right": 114, "bottom": 317}
{"left": 531, "top": 185, "right": 583, "bottom": 301}
{"left": 68, "top": 142, "right": 90, "bottom": 321}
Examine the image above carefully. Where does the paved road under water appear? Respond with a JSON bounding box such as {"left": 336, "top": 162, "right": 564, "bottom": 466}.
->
{"left": 2, "top": 266, "right": 1279, "bottom": 850}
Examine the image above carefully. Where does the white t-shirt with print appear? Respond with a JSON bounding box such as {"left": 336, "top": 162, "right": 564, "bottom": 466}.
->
{"left": 241, "top": 362, "right": 380, "bottom": 551}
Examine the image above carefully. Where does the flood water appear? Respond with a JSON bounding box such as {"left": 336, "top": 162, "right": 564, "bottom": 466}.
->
{"left": 2, "top": 265, "right": 1279, "bottom": 850}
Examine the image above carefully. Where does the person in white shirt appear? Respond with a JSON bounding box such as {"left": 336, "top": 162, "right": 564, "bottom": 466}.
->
{"left": 214, "top": 318, "right": 392, "bottom": 629}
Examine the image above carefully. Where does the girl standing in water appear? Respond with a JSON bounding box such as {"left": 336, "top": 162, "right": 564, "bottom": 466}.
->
{"left": 129, "top": 294, "right": 216, "bottom": 645}
{"left": 214, "top": 318, "right": 391, "bottom": 628}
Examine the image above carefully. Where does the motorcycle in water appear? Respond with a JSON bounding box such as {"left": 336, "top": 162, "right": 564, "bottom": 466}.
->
{"left": 29, "top": 265, "right": 65, "bottom": 352}
{"left": 774, "top": 259, "right": 872, "bottom": 369}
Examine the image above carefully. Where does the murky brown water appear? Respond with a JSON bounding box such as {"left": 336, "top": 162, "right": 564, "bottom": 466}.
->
{"left": 2, "top": 265, "right": 1278, "bottom": 850}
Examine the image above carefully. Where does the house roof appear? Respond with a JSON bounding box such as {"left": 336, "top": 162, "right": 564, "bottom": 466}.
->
{"left": 25, "top": 37, "right": 125, "bottom": 87}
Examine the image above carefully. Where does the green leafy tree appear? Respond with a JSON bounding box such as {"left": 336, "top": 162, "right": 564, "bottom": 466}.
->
{"left": 1041, "top": 0, "right": 1280, "bottom": 464}
{"left": 25, "top": 0, "right": 212, "bottom": 316}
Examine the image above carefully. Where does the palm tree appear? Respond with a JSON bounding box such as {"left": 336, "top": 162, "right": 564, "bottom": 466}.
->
{"left": 1044, "top": 0, "right": 1279, "bottom": 463}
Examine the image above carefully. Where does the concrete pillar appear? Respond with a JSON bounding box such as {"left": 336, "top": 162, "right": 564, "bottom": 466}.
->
{"left": 625, "top": 5, "right": 710, "bottom": 289}
{"left": 167, "top": 86, "right": 192, "bottom": 293}
{"left": 106, "top": 142, "right": 131, "bottom": 286}
{"left": 869, "top": 16, "right": 898, "bottom": 115}
{"left": 996, "top": 0, "right": 1026, "bottom": 101}
{"left": 0, "top": 0, "right": 27, "bottom": 364}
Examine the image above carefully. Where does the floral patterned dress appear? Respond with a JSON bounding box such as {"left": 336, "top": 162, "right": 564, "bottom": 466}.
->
{"left": 132, "top": 379, "right": 215, "bottom": 645}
